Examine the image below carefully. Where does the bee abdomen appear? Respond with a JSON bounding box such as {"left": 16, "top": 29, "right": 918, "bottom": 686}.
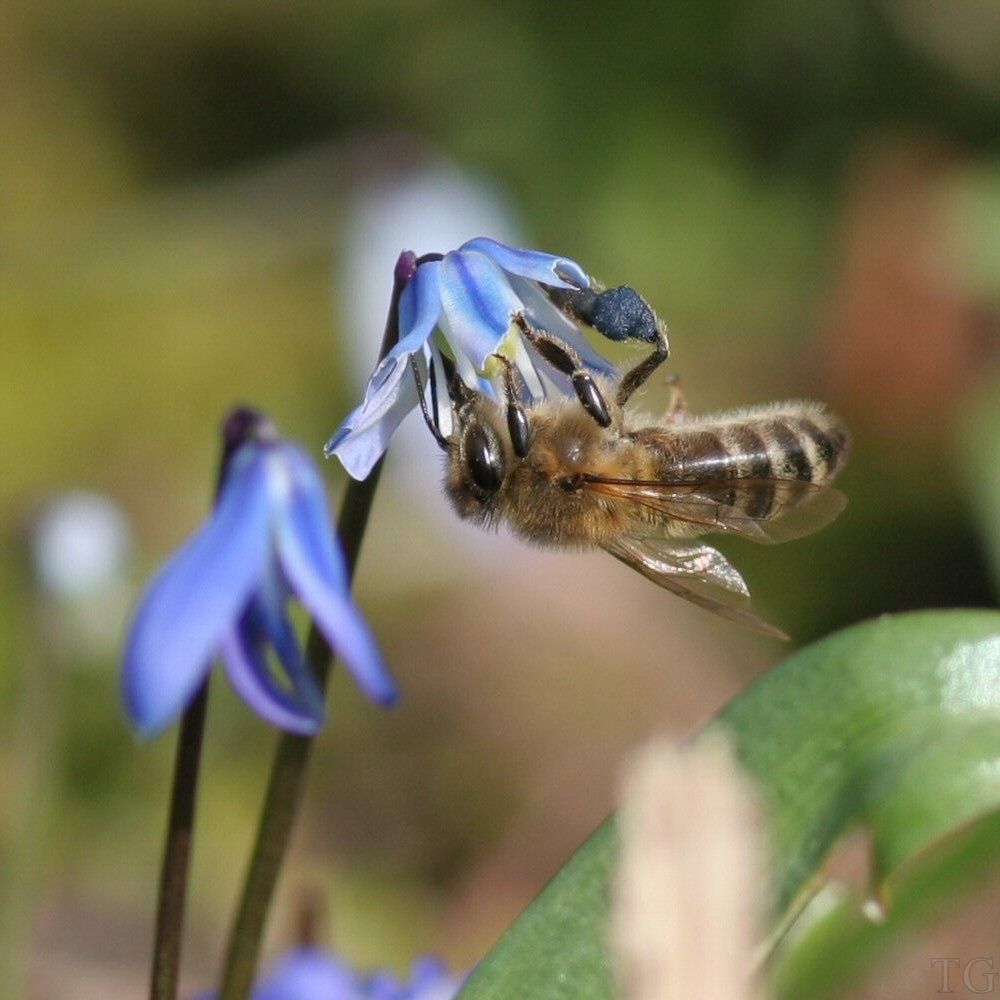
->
{"left": 664, "top": 427, "right": 774, "bottom": 516}
{"left": 659, "top": 408, "right": 849, "bottom": 520}
{"left": 754, "top": 412, "right": 849, "bottom": 485}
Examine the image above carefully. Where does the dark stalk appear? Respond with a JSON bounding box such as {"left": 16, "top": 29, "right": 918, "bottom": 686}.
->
{"left": 218, "top": 252, "right": 413, "bottom": 999}
{"left": 149, "top": 682, "right": 209, "bottom": 1000}
{"left": 148, "top": 403, "right": 276, "bottom": 1000}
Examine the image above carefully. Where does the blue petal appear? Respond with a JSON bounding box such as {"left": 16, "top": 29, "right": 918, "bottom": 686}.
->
{"left": 219, "top": 615, "right": 325, "bottom": 735}
{"left": 407, "top": 956, "right": 464, "bottom": 999}
{"left": 325, "top": 357, "right": 420, "bottom": 479}
{"left": 439, "top": 249, "right": 522, "bottom": 369}
{"left": 122, "top": 447, "right": 272, "bottom": 736}
{"left": 460, "top": 237, "right": 589, "bottom": 290}
{"left": 434, "top": 313, "right": 480, "bottom": 393}
{"left": 252, "top": 947, "right": 363, "bottom": 1000}
{"left": 366, "top": 971, "right": 406, "bottom": 1000}
{"left": 397, "top": 258, "right": 443, "bottom": 355}
{"left": 409, "top": 956, "right": 450, "bottom": 985}
{"left": 247, "top": 566, "right": 328, "bottom": 722}
{"left": 325, "top": 260, "right": 443, "bottom": 479}
{"left": 274, "top": 446, "right": 398, "bottom": 706}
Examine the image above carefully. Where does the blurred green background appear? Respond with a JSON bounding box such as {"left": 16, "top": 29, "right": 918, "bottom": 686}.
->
{"left": 2, "top": 2, "right": 999, "bottom": 997}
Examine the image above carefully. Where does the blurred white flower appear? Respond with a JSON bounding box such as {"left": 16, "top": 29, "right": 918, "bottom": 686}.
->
{"left": 338, "top": 154, "right": 526, "bottom": 580}
{"left": 29, "top": 490, "right": 134, "bottom": 660}
{"left": 341, "top": 159, "right": 521, "bottom": 389}
{"left": 32, "top": 491, "right": 132, "bottom": 600}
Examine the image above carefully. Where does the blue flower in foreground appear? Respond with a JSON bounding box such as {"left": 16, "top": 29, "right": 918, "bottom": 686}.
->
{"left": 364, "top": 955, "right": 464, "bottom": 1000}
{"left": 196, "top": 948, "right": 464, "bottom": 1000}
{"left": 326, "top": 237, "right": 628, "bottom": 480}
{"left": 123, "top": 408, "right": 396, "bottom": 736}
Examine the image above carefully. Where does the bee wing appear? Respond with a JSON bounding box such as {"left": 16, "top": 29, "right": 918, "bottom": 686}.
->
{"left": 603, "top": 536, "right": 789, "bottom": 640}
{"left": 581, "top": 474, "right": 847, "bottom": 544}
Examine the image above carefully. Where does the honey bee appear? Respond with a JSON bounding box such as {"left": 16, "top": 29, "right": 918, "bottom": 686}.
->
{"left": 415, "top": 291, "right": 850, "bottom": 638}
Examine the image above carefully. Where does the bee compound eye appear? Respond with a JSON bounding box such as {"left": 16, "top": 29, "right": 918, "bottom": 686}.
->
{"left": 464, "top": 423, "right": 505, "bottom": 496}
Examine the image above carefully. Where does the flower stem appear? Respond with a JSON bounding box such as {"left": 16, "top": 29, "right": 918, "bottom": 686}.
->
{"left": 149, "top": 406, "right": 271, "bottom": 1000}
{"left": 150, "top": 681, "right": 209, "bottom": 1000}
{"left": 217, "top": 253, "right": 412, "bottom": 1000}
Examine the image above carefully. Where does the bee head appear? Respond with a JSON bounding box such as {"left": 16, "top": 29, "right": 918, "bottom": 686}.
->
{"left": 445, "top": 396, "right": 511, "bottom": 521}
{"left": 461, "top": 419, "right": 506, "bottom": 497}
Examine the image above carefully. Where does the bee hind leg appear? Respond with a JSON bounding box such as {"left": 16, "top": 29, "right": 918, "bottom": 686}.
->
{"left": 514, "top": 314, "right": 612, "bottom": 428}
{"left": 615, "top": 327, "right": 670, "bottom": 408}
{"left": 544, "top": 282, "right": 670, "bottom": 408}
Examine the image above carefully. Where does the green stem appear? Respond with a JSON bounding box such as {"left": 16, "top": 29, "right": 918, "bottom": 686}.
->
{"left": 218, "top": 254, "right": 411, "bottom": 999}
{"left": 150, "top": 681, "right": 210, "bottom": 1000}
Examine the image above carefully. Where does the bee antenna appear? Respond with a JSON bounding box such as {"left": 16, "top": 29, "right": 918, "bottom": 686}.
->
{"left": 410, "top": 356, "right": 449, "bottom": 451}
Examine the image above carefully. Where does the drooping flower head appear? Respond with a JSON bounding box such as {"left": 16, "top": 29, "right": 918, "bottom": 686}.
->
{"left": 326, "top": 238, "right": 666, "bottom": 480}
{"left": 123, "top": 408, "right": 396, "bottom": 736}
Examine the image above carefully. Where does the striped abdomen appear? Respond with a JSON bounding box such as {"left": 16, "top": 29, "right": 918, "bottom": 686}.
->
{"left": 639, "top": 403, "right": 850, "bottom": 519}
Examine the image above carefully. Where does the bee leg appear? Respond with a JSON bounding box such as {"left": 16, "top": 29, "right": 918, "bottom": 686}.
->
{"left": 490, "top": 353, "right": 533, "bottom": 457}
{"left": 514, "top": 315, "right": 612, "bottom": 428}
{"left": 543, "top": 281, "right": 669, "bottom": 407}
{"left": 546, "top": 282, "right": 668, "bottom": 348}
{"left": 663, "top": 373, "right": 688, "bottom": 419}
{"left": 435, "top": 351, "right": 474, "bottom": 410}
{"left": 615, "top": 327, "right": 670, "bottom": 407}
{"left": 410, "top": 356, "right": 449, "bottom": 450}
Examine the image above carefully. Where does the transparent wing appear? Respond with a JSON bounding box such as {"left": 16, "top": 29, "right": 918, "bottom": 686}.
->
{"left": 603, "top": 535, "right": 789, "bottom": 640}
{"left": 582, "top": 474, "right": 846, "bottom": 544}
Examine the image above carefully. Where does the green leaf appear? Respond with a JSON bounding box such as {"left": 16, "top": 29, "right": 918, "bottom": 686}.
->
{"left": 771, "top": 810, "right": 1000, "bottom": 999}
{"left": 457, "top": 610, "right": 1000, "bottom": 999}
{"left": 957, "top": 377, "right": 1000, "bottom": 593}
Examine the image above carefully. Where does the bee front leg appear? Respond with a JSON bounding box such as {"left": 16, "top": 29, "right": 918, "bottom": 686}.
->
{"left": 513, "top": 314, "right": 612, "bottom": 428}
{"left": 490, "top": 352, "right": 533, "bottom": 457}
{"left": 409, "top": 355, "right": 449, "bottom": 450}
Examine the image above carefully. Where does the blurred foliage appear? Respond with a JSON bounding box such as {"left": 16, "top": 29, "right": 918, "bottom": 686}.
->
{"left": 459, "top": 611, "right": 1000, "bottom": 998}
{"left": 958, "top": 374, "right": 1000, "bottom": 595}
{"left": 2, "top": 1, "right": 999, "bottom": 996}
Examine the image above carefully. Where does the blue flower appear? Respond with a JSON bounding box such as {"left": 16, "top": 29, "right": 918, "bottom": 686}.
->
{"left": 123, "top": 409, "right": 396, "bottom": 736}
{"left": 195, "top": 948, "right": 464, "bottom": 1000}
{"left": 326, "top": 237, "right": 625, "bottom": 480}
{"left": 364, "top": 956, "right": 464, "bottom": 1000}
{"left": 246, "top": 948, "right": 359, "bottom": 1000}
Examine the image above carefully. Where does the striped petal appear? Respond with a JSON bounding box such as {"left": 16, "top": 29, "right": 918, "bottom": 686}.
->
{"left": 397, "top": 259, "right": 443, "bottom": 355}
{"left": 439, "top": 249, "right": 522, "bottom": 369}
{"left": 460, "top": 236, "right": 589, "bottom": 290}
